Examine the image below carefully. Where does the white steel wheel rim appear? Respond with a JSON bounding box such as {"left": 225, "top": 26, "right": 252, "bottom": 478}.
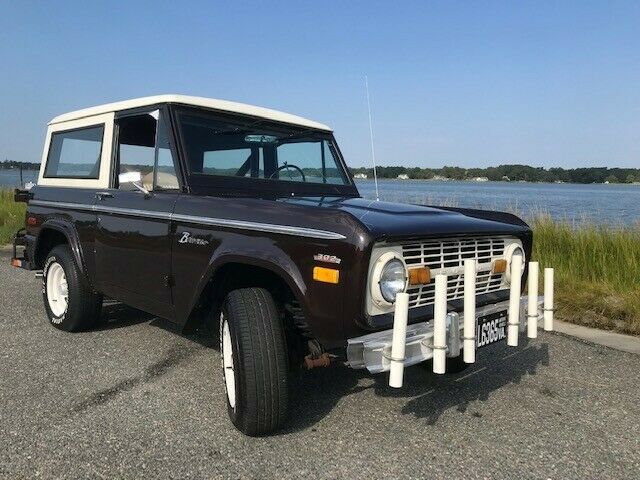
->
{"left": 221, "top": 314, "right": 236, "bottom": 410}
{"left": 46, "top": 262, "right": 68, "bottom": 317}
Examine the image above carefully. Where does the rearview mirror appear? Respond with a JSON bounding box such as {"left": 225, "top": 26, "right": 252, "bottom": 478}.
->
{"left": 245, "top": 134, "right": 278, "bottom": 144}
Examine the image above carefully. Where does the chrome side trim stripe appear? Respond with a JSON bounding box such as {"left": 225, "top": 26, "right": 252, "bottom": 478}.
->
{"left": 30, "top": 200, "right": 94, "bottom": 212}
{"left": 29, "top": 200, "right": 346, "bottom": 240}
{"left": 171, "top": 213, "right": 345, "bottom": 240}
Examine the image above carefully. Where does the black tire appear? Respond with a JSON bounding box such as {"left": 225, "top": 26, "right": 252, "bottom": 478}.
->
{"left": 219, "top": 287, "right": 289, "bottom": 436}
{"left": 42, "top": 245, "right": 102, "bottom": 332}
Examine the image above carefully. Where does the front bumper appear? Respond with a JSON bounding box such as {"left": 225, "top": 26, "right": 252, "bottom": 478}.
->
{"left": 347, "top": 296, "right": 537, "bottom": 374}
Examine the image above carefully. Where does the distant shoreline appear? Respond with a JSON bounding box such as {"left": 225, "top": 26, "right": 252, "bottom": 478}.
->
{"left": 353, "top": 178, "right": 640, "bottom": 186}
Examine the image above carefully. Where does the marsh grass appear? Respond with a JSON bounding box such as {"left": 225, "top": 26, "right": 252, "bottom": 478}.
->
{"left": 0, "top": 189, "right": 25, "bottom": 245}
{"left": 532, "top": 215, "right": 640, "bottom": 335}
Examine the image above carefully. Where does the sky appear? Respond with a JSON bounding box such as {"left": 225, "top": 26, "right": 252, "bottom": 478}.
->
{"left": 1, "top": 0, "right": 639, "bottom": 169}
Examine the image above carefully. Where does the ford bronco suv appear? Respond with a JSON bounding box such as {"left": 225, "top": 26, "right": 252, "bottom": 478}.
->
{"left": 11, "top": 95, "right": 553, "bottom": 436}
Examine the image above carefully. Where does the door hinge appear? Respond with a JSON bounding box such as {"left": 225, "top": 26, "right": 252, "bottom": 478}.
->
{"left": 163, "top": 275, "right": 174, "bottom": 287}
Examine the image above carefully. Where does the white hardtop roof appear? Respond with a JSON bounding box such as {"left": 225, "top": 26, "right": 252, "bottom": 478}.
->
{"left": 49, "top": 94, "right": 332, "bottom": 131}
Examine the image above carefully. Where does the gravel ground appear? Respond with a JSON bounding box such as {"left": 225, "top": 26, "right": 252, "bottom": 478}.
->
{"left": 1, "top": 251, "right": 639, "bottom": 479}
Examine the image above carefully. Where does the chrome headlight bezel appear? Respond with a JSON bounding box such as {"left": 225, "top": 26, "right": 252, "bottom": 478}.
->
{"left": 370, "top": 252, "right": 408, "bottom": 306}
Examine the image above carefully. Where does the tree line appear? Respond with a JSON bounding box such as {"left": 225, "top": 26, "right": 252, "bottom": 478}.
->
{"left": 3, "top": 159, "right": 639, "bottom": 184}
{"left": 1, "top": 160, "right": 40, "bottom": 170}
{"left": 349, "top": 164, "right": 640, "bottom": 184}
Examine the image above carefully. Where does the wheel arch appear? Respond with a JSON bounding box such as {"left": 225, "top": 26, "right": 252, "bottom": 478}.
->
{"left": 34, "top": 220, "right": 92, "bottom": 288}
{"left": 182, "top": 255, "right": 308, "bottom": 335}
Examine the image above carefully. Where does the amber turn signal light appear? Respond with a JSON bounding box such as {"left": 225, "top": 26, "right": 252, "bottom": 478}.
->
{"left": 313, "top": 266, "right": 340, "bottom": 284}
{"left": 408, "top": 267, "right": 431, "bottom": 285}
{"left": 492, "top": 259, "right": 507, "bottom": 274}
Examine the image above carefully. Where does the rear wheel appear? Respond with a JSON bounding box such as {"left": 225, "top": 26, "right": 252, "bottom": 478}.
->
{"left": 43, "top": 245, "right": 102, "bottom": 332}
{"left": 219, "top": 287, "right": 289, "bottom": 436}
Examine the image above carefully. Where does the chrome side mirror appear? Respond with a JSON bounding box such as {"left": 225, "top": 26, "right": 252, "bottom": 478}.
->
{"left": 118, "top": 171, "right": 150, "bottom": 196}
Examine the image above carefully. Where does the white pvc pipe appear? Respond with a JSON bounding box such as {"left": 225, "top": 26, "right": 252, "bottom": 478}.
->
{"left": 433, "top": 274, "right": 447, "bottom": 374}
{"left": 544, "top": 268, "right": 554, "bottom": 331}
{"left": 463, "top": 259, "right": 476, "bottom": 363}
{"left": 388, "top": 292, "right": 409, "bottom": 388}
{"left": 507, "top": 254, "right": 523, "bottom": 346}
{"left": 527, "top": 261, "right": 539, "bottom": 339}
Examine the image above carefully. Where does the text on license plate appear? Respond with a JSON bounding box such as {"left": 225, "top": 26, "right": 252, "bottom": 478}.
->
{"left": 476, "top": 311, "right": 507, "bottom": 348}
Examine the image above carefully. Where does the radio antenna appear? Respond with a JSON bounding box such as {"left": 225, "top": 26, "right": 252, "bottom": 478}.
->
{"left": 365, "top": 75, "right": 380, "bottom": 201}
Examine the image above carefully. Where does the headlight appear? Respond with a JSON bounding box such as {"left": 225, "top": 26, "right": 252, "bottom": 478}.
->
{"left": 380, "top": 259, "right": 406, "bottom": 302}
{"left": 370, "top": 252, "right": 407, "bottom": 305}
{"left": 505, "top": 243, "right": 525, "bottom": 283}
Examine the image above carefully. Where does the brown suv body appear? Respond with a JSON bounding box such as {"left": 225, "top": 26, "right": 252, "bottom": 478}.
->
{"left": 13, "top": 96, "right": 532, "bottom": 351}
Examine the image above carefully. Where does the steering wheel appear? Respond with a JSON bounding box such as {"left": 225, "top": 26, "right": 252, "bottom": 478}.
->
{"left": 269, "top": 163, "right": 306, "bottom": 182}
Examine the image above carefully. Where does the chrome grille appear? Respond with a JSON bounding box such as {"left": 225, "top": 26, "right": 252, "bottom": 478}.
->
{"left": 401, "top": 236, "right": 508, "bottom": 309}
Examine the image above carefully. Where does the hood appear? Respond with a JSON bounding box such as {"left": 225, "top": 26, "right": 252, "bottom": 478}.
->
{"left": 281, "top": 197, "right": 531, "bottom": 241}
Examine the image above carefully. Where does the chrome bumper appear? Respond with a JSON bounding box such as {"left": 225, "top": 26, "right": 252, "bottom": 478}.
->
{"left": 346, "top": 297, "right": 536, "bottom": 373}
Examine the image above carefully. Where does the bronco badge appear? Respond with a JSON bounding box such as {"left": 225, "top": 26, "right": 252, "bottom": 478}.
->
{"left": 178, "top": 232, "right": 209, "bottom": 246}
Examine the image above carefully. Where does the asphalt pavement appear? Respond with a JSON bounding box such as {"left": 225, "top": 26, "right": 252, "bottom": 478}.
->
{"left": 1, "top": 250, "right": 639, "bottom": 479}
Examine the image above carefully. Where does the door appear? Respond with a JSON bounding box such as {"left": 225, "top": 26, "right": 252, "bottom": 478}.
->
{"left": 94, "top": 108, "right": 181, "bottom": 318}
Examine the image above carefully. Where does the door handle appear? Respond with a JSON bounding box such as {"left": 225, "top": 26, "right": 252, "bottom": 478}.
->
{"left": 95, "top": 191, "right": 114, "bottom": 200}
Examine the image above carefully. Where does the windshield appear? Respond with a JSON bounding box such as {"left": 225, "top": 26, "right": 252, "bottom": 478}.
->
{"left": 178, "top": 112, "right": 350, "bottom": 186}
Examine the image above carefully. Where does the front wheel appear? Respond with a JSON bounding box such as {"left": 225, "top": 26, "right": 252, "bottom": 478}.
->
{"left": 219, "top": 287, "right": 289, "bottom": 436}
{"left": 43, "top": 245, "right": 102, "bottom": 332}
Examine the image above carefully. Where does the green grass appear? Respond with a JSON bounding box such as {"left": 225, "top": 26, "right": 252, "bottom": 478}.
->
{"left": 1, "top": 188, "right": 638, "bottom": 334}
{"left": 0, "top": 189, "right": 25, "bottom": 245}
{"left": 532, "top": 215, "right": 640, "bottom": 336}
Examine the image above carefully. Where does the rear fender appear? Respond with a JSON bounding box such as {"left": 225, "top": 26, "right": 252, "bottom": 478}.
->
{"left": 35, "top": 220, "right": 93, "bottom": 288}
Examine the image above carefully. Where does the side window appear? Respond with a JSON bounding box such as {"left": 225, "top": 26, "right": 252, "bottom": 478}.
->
{"left": 116, "top": 113, "right": 157, "bottom": 191}
{"left": 155, "top": 114, "right": 179, "bottom": 190}
{"left": 44, "top": 126, "right": 104, "bottom": 178}
{"left": 116, "top": 111, "right": 179, "bottom": 191}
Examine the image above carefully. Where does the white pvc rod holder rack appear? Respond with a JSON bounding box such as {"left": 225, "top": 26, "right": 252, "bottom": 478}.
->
{"left": 544, "top": 268, "right": 554, "bottom": 331}
{"left": 463, "top": 259, "right": 476, "bottom": 363}
{"left": 507, "top": 254, "right": 523, "bottom": 346}
{"left": 433, "top": 274, "right": 448, "bottom": 374}
{"left": 388, "top": 292, "right": 409, "bottom": 388}
{"left": 527, "top": 261, "right": 539, "bottom": 338}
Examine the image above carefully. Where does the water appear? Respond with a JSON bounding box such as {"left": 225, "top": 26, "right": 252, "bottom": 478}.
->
{"left": 0, "top": 169, "right": 38, "bottom": 187}
{"left": 356, "top": 179, "right": 640, "bottom": 226}
{"left": 2, "top": 170, "right": 637, "bottom": 225}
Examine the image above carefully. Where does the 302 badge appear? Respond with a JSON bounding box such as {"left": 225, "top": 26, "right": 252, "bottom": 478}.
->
{"left": 476, "top": 310, "right": 508, "bottom": 348}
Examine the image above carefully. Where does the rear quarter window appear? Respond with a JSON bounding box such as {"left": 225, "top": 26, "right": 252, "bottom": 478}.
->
{"left": 44, "top": 125, "right": 104, "bottom": 178}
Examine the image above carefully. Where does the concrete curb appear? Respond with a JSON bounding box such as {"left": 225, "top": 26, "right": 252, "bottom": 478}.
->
{"left": 541, "top": 318, "right": 640, "bottom": 355}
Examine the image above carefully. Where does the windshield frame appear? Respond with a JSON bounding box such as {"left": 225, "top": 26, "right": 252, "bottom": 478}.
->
{"left": 171, "top": 105, "right": 359, "bottom": 198}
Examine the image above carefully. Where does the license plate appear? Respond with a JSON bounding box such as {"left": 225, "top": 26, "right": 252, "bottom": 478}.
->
{"left": 476, "top": 310, "right": 508, "bottom": 348}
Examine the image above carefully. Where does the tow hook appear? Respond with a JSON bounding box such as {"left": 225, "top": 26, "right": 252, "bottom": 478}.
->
{"left": 303, "top": 353, "right": 334, "bottom": 369}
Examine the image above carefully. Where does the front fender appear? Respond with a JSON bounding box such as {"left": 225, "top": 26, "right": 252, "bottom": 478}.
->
{"left": 180, "top": 234, "right": 308, "bottom": 323}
